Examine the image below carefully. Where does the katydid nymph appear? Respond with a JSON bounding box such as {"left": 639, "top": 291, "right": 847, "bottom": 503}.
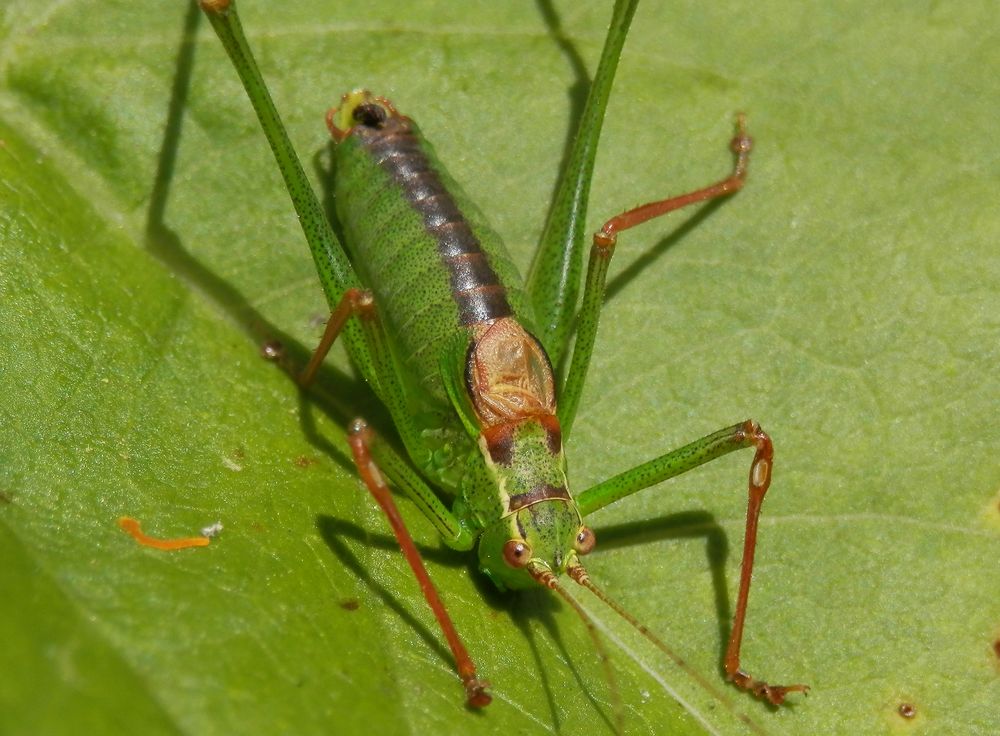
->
{"left": 199, "top": 0, "right": 808, "bottom": 723}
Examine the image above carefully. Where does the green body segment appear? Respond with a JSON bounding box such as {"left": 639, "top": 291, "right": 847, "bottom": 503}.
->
{"left": 332, "top": 115, "right": 532, "bottom": 407}
{"left": 327, "top": 95, "right": 589, "bottom": 585}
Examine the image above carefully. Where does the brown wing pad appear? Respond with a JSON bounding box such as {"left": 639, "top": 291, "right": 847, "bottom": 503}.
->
{"left": 465, "top": 318, "right": 556, "bottom": 428}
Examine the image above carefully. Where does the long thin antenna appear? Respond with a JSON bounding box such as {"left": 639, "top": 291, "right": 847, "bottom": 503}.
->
{"left": 529, "top": 565, "right": 624, "bottom": 734}
{"left": 567, "top": 564, "right": 767, "bottom": 736}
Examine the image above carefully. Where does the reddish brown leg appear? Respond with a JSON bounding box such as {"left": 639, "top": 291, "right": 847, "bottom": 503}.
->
{"left": 725, "top": 423, "right": 809, "bottom": 704}
{"left": 594, "top": 114, "right": 752, "bottom": 249}
{"left": 560, "top": 117, "right": 754, "bottom": 433}
{"left": 347, "top": 420, "right": 491, "bottom": 708}
{"left": 299, "top": 287, "right": 373, "bottom": 387}
{"left": 577, "top": 420, "right": 808, "bottom": 705}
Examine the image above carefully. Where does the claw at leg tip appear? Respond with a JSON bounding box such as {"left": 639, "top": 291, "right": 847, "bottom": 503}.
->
{"left": 465, "top": 679, "right": 492, "bottom": 708}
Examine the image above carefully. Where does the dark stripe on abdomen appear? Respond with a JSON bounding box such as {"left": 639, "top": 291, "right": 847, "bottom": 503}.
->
{"left": 356, "top": 119, "right": 512, "bottom": 326}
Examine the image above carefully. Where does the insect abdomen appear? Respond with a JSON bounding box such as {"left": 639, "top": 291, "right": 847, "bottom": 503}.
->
{"left": 333, "top": 106, "right": 529, "bottom": 401}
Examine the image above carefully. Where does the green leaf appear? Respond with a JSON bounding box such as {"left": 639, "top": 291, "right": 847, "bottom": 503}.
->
{"left": 2, "top": 1, "right": 997, "bottom": 734}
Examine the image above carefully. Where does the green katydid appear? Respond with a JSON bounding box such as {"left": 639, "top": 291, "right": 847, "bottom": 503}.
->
{"left": 198, "top": 0, "right": 807, "bottom": 722}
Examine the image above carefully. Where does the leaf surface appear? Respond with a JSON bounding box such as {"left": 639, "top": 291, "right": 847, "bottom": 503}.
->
{"left": 1, "top": 1, "right": 998, "bottom": 734}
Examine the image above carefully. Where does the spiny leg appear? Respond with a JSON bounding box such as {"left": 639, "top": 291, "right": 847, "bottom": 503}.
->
{"left": 575, "top": 421, "right": 808, "bottom": 705}
{"left": 558, "top": 117, "right": 752, "bottom": 436}
{"left": 199, "top": 0, "right": 386, "bottom": 395}
{"left": 348, "top": 420, "right": 490, "bottom": 708}
{"left": 595, "top": 114, "right": 751, "bottom": 245}
{"left": 199, "top": 0, "right": 430, "bottom": 450}
{"left": 290, "top": 270, "right": 484, "bottom": 696}
{"left": 720, "top": 424, "right": 808, "bottom": 704}
{"left": 527, "top": 0, "right": 641, "bottom": 364}
{"left": 299, "top": 288, "right": 372, "bottom": 387}
{"left": 297, "top": 283, "right": 484, "bottom": 698}
{"left": 560, "top": 120, "right": 786, "bottom": 700}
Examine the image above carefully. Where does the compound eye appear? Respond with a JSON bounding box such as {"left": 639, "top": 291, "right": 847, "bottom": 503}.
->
{"left": 574, "top": 527, "right": 596, "bottom": 555}
{"left": 502, "top": 539, "right": 532, "bottom": 568}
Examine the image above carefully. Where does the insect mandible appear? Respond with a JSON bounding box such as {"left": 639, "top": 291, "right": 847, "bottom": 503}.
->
{"left": 198, "top": 0, "right": 808, "bottom": 721}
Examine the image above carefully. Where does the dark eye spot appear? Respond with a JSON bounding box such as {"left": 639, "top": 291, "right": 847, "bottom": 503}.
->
{"left": 354, "top": 103, "right": 388, "bottom": 128}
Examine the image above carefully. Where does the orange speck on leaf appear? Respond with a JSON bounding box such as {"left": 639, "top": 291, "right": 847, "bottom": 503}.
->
{"left": 118, "top": 516, "right": 211, "bottom": 551}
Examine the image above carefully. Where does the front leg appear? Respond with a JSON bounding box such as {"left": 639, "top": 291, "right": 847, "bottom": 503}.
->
{"left": 347, "top": 419, "right": 490, "bottom": 708}
{"left": 575, "top": 420, "right": 808, "bottom": 704}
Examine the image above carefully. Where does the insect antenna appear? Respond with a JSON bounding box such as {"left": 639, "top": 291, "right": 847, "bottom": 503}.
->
{"left": 566, "top": 564, "right": 766, "bottom": 736}
{"left": 529, "top": 565, "right": 624, "bottom": 734}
